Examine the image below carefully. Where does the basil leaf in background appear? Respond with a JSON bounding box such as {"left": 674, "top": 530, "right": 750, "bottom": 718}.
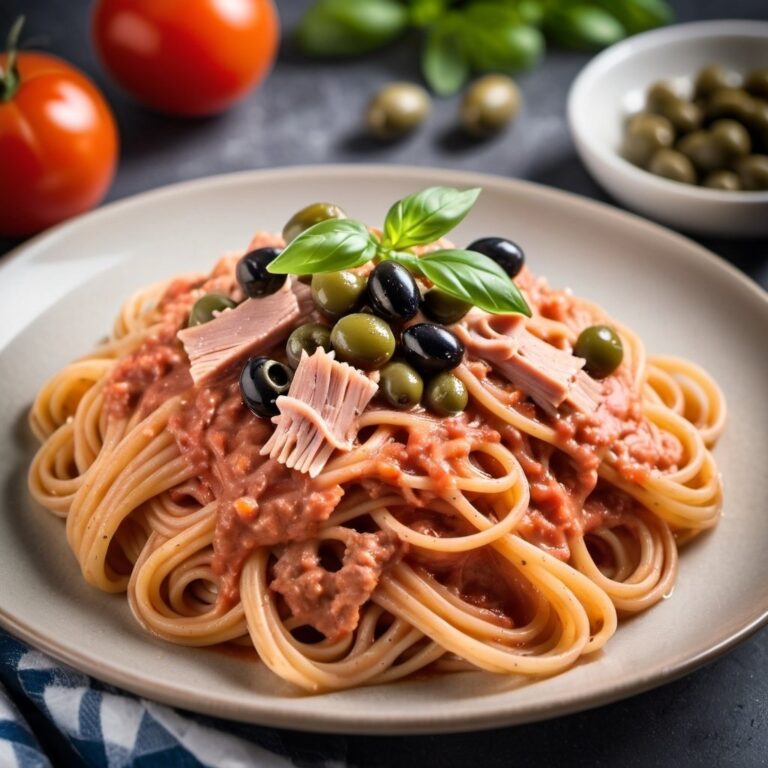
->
{"left": 515, "top": 0, "right": 547, "bottom": 27}
{"left": 408, "top": 0, "right": 449, "bottom": 27}
{"left": 382, "top": 186, "right": 481, "bottom": 250}
{"left": 296, "top": 0, "right": 409, "bottom": 58}
{"left": 594, "top": 0, "right": 672, "bottom": 34}
{"left": 395, "top": 249, "right": 531, "bottom": 316}
{"left": 461, "top": 4, "right": 545, "bottom": 74}
{"left": 267, "top": 219, "right": 378, "bottom": 274}
{"left": 544, "top": 4, "right": 626, "bottom": 51}
{"left": 422, "top": 15, "right": 470, "bottom": 96}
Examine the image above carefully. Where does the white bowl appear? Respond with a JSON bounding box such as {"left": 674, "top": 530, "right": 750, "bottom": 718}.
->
{"left": 568, "top": 20, "right": 768, "bottom": 238}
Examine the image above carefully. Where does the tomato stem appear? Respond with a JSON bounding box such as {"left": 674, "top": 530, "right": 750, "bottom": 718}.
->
{"left": 0, "top": 16, "right": 25, "bottom": 103}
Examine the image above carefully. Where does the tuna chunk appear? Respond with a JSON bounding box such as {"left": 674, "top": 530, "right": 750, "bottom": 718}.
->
{"left": 291, "top": 279, "right": 315, "bottom": 320}
{"left": 261, "top": 348, "right": 377, "bottom": 477}
{"left": 456, "top": 310, "right": 600, "bottom": 414}
{"left": 270, "top": 531, "right": 402, "bottom": 640}
{"left": 177, "top": 285, "right": 300, "bottom": 385}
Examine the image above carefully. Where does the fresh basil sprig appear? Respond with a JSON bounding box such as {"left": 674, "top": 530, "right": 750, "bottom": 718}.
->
{"left": 296, "top": 0, "right": 408, "bottom": 58}
{"left": 382, "top": 186, "right": 480, "bottom": 250}
{"left": 391, "top": 249, "right": 530, "bottom": 316}
{"left": 268, "top": 186, "right": 531, "bottom": 317}
{"left": 267, "top": 219, "right": 377, "bottom": 274}
{"left": 296, "top": 0, "right": 673, "bottom": 96}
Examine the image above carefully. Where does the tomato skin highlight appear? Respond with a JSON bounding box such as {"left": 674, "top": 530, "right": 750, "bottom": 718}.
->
{"left": 91, "top": 0, "right": 280, "bottom": 117}
{"left": 0, "top": 52, "right": 119, "bottom": 237}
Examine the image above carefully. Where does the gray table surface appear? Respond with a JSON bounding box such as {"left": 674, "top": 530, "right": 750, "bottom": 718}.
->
{"left": 2, "top": 0, "right": 767, "bottom": 766}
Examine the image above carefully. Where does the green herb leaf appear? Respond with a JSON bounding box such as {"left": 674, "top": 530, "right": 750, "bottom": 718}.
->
{"left": 382, "top": 186, "right": 481, "bottom": 250}
{"left": 544, "top": 4, "right": 626, "bottom": 51}
{"left": 408, "top": 0, "right": 449, "bottom": 27}
{"left": 296, "top": 0, "right": 409, "bottom": 58}
{"left": 594, "top": 0, "right": 672, "bottom": 34}
{"left": 393, "top": 249, "right": 531, "bottom": 316}
{"left": 422, "top": 15, "right": 469, "bottom": 96}
{"left": 461, "top": 4, "right": 544, "bottom": 73}
{"left": 267, "top": 219, "right": 378, "bottom": 274}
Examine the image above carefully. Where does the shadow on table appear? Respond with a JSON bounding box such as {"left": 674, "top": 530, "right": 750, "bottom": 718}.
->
{"left": 198, "top": 630, "right": 766, "bottom": 768}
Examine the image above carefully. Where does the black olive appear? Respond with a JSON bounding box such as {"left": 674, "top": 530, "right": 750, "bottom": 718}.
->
{"left": 240, "top": 356, "right": 293, "bottom": 417}
{"left": 467, "top": 237, "right": 525, "bottom": 278}
{"left": 367, "top": 261, "right": 420, "bottom": 322}
{"left": 236, "top": 247, "right": 287, "bottom": 298}
{"left": 401, "top": 323, "right": 465, "bottom": 375}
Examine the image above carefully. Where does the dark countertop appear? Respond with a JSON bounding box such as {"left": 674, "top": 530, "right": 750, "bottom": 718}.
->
{"left": 1, "top": 1, "right": 767, "bottom": 766}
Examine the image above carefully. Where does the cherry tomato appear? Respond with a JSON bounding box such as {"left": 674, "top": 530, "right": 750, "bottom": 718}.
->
{"left": 92, "top": 0, "right": 280, "bottom": 117}
{"left": 0, "top": 22, "right": 118, "bottom": 237}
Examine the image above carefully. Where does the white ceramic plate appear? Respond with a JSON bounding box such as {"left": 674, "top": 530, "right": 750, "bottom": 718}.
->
{"left": 1, "top": 166, "right": 766, "bottom": 735}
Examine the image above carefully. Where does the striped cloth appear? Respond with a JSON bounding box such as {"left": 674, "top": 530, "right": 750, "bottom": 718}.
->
{"left": 0, "top": 630, "right": 345, "bottom": 767}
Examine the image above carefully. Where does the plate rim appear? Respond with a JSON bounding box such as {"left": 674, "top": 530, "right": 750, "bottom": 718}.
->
{"left": 1, "top": 164, "right": 767, "bottom": 735}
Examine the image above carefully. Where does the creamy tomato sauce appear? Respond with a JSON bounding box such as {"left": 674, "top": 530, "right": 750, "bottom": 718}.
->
{"left": 102, "top": 257, "right": 685, "bottom": 636}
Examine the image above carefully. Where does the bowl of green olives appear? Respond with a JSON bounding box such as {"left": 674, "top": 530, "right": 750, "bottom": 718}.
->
{"left": 569, "top": 20, "right": 768, "bottom": 237}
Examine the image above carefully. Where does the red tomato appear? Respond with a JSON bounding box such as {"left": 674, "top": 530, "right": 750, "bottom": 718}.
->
{"left": 0, "top": 50, "right": 119, "bottom": 237}
{"left": 92, "top": 0, "right": 280, "bottom": 117}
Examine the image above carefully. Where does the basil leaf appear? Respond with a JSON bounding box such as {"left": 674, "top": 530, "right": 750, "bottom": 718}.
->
{"left": 408, "top": 0, "right": 448, "bottom": 27}
{"left": 395, "top": 249, "right": 531, "bottom": 316}
{"left": 594, "top": 0, "right": 672, "bottom": 34}
{"left": 544, "top": 4, "right": 626, "bottom": 51}
{"left": 382, "top": 186, "right": 481, "bottom": 250}
{"left": 267, "top": 219, "right": 378, "bottom": 274}
{"left": 296, "top": 0, "right": 409, "bottom": 58}
{"left": 461, "top": 4, "right": 544, "bottom": 73}
{"left": 422, "top": 16, "right": 469, "bottom": 96}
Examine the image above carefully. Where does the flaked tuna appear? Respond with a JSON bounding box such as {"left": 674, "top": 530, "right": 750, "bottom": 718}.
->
{"left": 456, "top": 310, "right": 601, "bottom": 413}
{"left": 261, "top": 348, "right": 378, "bottom": 477}
{"left": 177, "top": 284, "right": 300, "bottom": 385}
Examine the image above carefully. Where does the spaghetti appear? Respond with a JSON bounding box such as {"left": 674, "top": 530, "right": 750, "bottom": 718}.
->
{"left": 28, "top": 231, "right": 725, "bottom": 693}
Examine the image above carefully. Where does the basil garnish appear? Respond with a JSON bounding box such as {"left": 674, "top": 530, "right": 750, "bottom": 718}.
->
{"left": 382, "top": 186, "right": 480, "bottom": 250}
{"left": 392, "top": 249, "right": 530, "bottom": 317}
{"left": 268, "top": 186, "right": 531, "bottom": 317}
{"left": 267, "top": 219, "right": 378, "bottom": 275}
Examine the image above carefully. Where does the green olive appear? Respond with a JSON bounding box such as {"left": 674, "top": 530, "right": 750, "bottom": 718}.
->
{"left": 706, "top": 88, "right": 756, "bottom": 124}
{"left": 647, "top": 148, "right": 697, "bottom": 184}
{"left": 693, "top": 65, "right": 736, "bottom": 100}
{"left": 366, "top": 82, "right": 431, "bottom": 140}
{"left": 188, "top": 293, "right": 236, "bottom": 327}
{"left": 710, "top": 119, "right": 751, "bottom": 160}
{"left": 422, "top": 289, "right": 472, "bottom": 325}
{"left": 311, "top": 271, "right": 367, "bottom": 319}
{"left": 737, "top": 154, "right": 768, "bottom": 191}
{"left": 745, "top": 99, "right": 768, "bottom": 152}
{"left": 623, "top": 113, "right": 675, "bottom": 167}
{"left": 460, "top": 74, "right": 522, "bottom": 138}
{"left": 703, "top": 170, "right": 741, "bottom": 191}
{"left": 574, "top": 325, "right": 624, "bottom": 379}
{"left": 286, "top": 322, "right": 332, "bottom": 368}
{"left": 424, "top": 372, "right": 468, "bottom": 416}
{"left": 656, "top": 97, "right": 702, "bottom": 134}
{"left": 744, "top": 68, "right": 768, "bottom": 99}
{"left": 646, "top": 80, "right": 678, "bottom": 110}
{"left": 282, "top": 202, "right": 347, "bottom": 244}
{"left": 379, "top": 361, "right": 424, "bottom": 409}
{"left": 330, "top": 313, "right": 396, "bottom": 370}
{"left": 676, "top": 131, "right": 726, "bottom": 174}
